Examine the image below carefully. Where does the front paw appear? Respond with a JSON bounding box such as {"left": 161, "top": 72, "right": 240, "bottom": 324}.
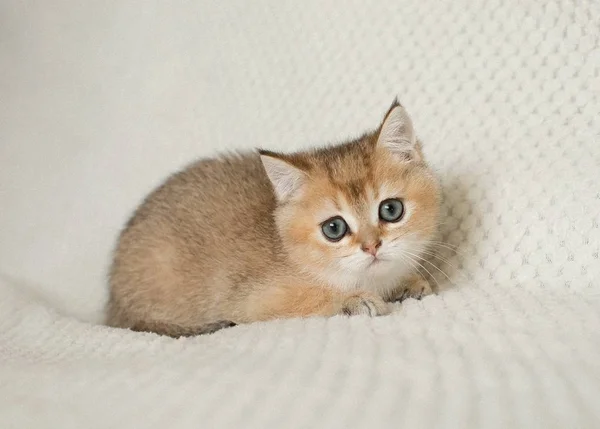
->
{"left": 340, "top": 293, "right": 391, "bottom": 317}
{"left": 390, "top": 276, "right": 433, "bottom": 302}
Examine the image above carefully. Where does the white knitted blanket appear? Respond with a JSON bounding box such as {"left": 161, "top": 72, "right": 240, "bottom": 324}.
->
{"left": 1, "top": 1, "right": 599, "bottom": 428}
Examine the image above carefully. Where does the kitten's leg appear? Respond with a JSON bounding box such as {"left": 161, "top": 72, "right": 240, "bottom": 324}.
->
{"left": 340, "top": 293, "right": 391, "bottom": 316}
{"left": 387, "top": 273, "right": 433, "bottom": 303}
{"left": 244, "top": 282, "right": 390, "bottom": 322}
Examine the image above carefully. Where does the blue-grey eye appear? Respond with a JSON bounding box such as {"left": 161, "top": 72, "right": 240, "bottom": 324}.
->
{"left": 321, "top": 216, "right": 348, "bottom": 241}
{"left": 379, "top": 198, "right": 404, "bottom": 223}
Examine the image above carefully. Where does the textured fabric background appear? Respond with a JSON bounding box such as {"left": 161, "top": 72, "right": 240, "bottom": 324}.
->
{"left": 1, "top": 1, "right": 599, "bottom": 428}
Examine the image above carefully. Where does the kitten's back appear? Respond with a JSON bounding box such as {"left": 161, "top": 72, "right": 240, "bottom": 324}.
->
{"left": 107, "top": 152, "right": 282, "bottom": 332}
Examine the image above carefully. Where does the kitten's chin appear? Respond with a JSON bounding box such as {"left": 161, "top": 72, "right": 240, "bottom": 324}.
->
{"left": 364, "top": 257, "right": 401, "bottom": 275}
{"left": 368, "top": 255, "right": 397, "bottom": 267}
{"left": 322, "top": 257, "right": 413, "bottom": 294}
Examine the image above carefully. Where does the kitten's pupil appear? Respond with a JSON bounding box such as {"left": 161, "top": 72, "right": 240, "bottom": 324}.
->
{"left": 379, "top": 199, "right": 404, "bottom": 223}
{"left": 321, "top": 216, "right": 348, "bottom": 242}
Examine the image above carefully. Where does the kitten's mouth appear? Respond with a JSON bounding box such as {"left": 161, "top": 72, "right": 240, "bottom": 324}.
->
{"left": 367, "top": 257, "right": 382, "bottom": 267}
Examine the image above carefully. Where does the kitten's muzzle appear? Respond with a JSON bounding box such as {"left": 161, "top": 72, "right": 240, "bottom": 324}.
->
{"left": 361, "top": 240, "right": 382, "bottom": 257}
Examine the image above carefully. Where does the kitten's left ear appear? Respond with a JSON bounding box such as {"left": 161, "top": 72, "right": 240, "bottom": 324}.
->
{"left": 259, "top": 150, "right": 307, "bottom": 202}
{"left": 376, "top": 100, "right": 421, "bottom": 162}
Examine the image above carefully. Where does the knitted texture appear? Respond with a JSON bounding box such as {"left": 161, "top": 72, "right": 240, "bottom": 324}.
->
{"left": 0, "top": 1, "right": 599, "bottom": 428}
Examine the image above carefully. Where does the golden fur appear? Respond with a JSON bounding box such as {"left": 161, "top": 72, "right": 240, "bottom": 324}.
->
{"left": 106, "top": 101, "right": 441, "bottom": 336}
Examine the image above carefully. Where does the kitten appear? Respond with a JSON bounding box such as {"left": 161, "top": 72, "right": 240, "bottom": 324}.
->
{"left": 106, "top": 100, "right": 441, "bottom": 337}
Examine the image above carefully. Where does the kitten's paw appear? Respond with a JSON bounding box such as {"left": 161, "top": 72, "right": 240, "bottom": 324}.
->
{"left": 391, "top": 277, "right": 433, "bottom": 302}
{"left": 340, "top": 293, "right": 391, "bottom": 317}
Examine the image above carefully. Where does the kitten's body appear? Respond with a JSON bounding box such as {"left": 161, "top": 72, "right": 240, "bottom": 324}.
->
{"left": 107, "top": 101, "right": 441, "bottom": 336}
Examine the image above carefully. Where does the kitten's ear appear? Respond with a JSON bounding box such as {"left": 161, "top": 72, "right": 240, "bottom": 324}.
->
{"left": 259, "top": 151, "right": 306, "bottom": 201}
{"left": 376, "top": 99, "right": 421, "bottom": 162}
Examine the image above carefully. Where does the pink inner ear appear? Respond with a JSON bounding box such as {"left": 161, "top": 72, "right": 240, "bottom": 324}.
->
{"left": 260, "top": 154, "right": 305, "bottom": 201}
{"left": 376, "top": 106, "right": 419, "bottom": 161}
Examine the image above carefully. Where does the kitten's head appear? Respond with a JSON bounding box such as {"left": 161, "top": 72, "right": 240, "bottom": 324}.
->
{"left": 260, "top": 101, "right": 441, "bottom": 292}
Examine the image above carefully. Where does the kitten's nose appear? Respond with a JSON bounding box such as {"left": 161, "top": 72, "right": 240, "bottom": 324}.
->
{"left": 361, "top": 240, "right": 382, "bottom": 256}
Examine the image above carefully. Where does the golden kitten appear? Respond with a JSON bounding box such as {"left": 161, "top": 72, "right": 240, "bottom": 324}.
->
{"left": 107, "top": 100, "right": 441, "bottom": 336}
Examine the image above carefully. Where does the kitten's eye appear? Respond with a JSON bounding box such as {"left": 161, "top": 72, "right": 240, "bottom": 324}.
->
{"left": 321, "top": 216, "right": 348, "bottom": 242}
{"left": 379, "top": 199, "right": 404, "bottom": 223}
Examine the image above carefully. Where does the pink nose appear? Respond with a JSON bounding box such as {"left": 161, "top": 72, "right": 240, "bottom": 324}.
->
{"left": 361, "top": 241, "right": 382, "bottom": 256}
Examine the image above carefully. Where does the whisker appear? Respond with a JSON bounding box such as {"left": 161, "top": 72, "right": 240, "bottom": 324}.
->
{"left": 418, "top": 248, "right": 453, "bottom": 263}
{"left": 417, "top": 249, "right": 470, "bottom": 283}
{"left": 401, "top": 252, "right": 442, "bottom": 291}
{"left": 419, "top": 249, "right": 466, "bottom": 272}
{"left": 403, "top": 250, "right": 455, "bottom": 288}
{"left": 419, "top": 249, "right": 463, "bottom": 271}
{"left": 426, "top": 242, "right": 468, "bottom": 259}
{"left": 398, "top": 254, "right": 429, "bottom": 285}
{"left": 427, "top": 240, "right": 461, "bottom": 250}
{"left": 392, "top": 236, "right": 466, "bottom": 261}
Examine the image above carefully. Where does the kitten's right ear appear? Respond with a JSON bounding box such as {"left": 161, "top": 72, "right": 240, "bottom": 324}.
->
{"left": 376, "top": 99, "right": 421, "bottom": 162}
{"left": 259, "top": 150, "right": 306, "bottom": 202}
